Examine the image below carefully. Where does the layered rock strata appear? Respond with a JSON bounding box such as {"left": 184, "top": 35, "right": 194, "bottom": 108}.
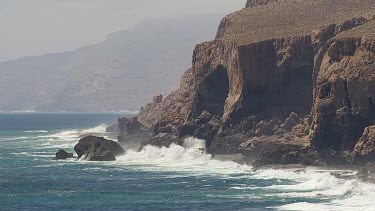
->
{"left": 133, "top": 0, "right": 375, "bottom": 165}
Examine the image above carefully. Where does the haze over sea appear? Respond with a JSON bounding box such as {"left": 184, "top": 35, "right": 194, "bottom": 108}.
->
{"left": 0, "top": 113, "right": 374, "bottom": 210}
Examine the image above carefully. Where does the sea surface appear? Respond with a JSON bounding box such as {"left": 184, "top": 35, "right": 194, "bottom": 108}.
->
{"left": 0, "top": 113, "right": 374, "bottom": 211}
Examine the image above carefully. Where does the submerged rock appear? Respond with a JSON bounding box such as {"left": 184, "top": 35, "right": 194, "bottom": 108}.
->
{"left": 54, "top": 149, "right": 74, "bottom": 160}
{"left": 74, "top": 136, "right": 124, "bottom": 160}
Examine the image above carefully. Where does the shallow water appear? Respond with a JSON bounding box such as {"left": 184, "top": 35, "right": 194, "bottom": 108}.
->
{"left": 0, "top": 113, "right": 374, "bottom": 210}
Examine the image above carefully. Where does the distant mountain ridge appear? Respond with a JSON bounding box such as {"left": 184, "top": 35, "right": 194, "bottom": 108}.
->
{"left": 0, "top": 15, "right": 223, "bottom": 112}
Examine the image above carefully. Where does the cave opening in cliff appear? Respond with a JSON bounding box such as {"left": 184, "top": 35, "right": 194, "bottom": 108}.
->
{"left": 195, "top": 65, "right": 229, "bottom": 117}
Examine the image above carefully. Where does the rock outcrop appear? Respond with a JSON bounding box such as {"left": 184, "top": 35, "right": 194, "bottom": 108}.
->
{"left": 238, "top": 137, "right": 323, "bottom": 167}
{"left": 54, "top": 149, "right": 74, "bottom": 160}
{"left": 134, "top": 0, "right": 375, "bottom": 166}
{"left": 74, "top": 136, "right": 124, "bottom": 160}
{"left": 115, "top": 117, "right": 152, "bottom": 149}
{"left": 83, "top": 142, "right": 117, "bottom": 161}
{"left": 351, "top": 126, "right": 375, "bottom": 163}
{"left": 310, "top": 20, "right": 375, "bottom": 162}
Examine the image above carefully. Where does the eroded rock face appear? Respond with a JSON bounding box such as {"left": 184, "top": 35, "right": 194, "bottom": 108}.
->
{"left": 74, "top": 136, "right": 124, "bottom": 159}
{"left": 134, "top": 0, "right": 375, "bottom": 165}
{"left": 238, "top": 138, "right": 323, "bottom": 166}
{"left": 83, "top": 142, "right": 116, "bottom": 161}
{"left": 310, "top": 26, "right": 375, "bottom": 157}
{"left": 351, "top": 126, "right": 375, "bottom": 163}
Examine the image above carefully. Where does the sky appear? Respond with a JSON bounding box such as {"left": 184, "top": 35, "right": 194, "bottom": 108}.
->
{"left": 0, "top": 0, "right": 244, "bottom": 62}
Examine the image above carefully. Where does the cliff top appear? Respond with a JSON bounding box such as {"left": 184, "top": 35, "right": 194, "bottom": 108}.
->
{"left": 218, "top": 0, "right": 375, "bottom": 45}
{"left": 336, "top": 20, "right": 375, "bottom": 39}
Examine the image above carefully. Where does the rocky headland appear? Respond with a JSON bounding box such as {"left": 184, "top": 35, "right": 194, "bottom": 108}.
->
{"left": 109, "top": 0, "right": 375, "bottom": 173}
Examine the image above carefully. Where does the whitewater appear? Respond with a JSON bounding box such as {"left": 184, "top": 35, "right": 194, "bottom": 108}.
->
{"left": 1, "top": 113, "right": 374, "bottom": 211}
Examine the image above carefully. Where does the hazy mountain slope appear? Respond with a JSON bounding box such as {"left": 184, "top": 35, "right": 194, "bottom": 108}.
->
{"left": 0, "top": 15, "right": 222, "bottom": 112}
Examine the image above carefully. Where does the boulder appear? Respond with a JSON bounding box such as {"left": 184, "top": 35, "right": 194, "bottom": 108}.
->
{"left": 83, "top": 142, "right": 116, "bottom": 161}
{"left": 74, "top": 136, "right": 124, "bottom": 159}
{"left": 54, "top": 149, "right": 74, "bottom": 160}
{"left": 351, "top": 126, "right": 375, "bottom": 163}
{"left": 284, "top": 112, "right": 302, "bottom": 131}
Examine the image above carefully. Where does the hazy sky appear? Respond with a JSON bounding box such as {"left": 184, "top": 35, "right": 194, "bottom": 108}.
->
{"left": 0, "top": 0, "right": 244, "bottom": 62}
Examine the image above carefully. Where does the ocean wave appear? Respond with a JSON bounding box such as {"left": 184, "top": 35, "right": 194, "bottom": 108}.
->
{"left": 116, "top": 137, "right": 252, "bottom": 176}
{"left": 24, "top": 130, "right": 49, "bottom": 133}
{"left": 1, "top": 136, "right": 29, "bottom": 141}
{"left": 112, "top": 137, "right": 375, "bottom": 210}
{"left": 37, "top": 124, "right": 110, "bottom": 149}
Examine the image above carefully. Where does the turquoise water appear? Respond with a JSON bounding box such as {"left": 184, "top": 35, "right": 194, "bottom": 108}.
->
{"left": 0, "top": 113, "right": 374, "bottom": 211}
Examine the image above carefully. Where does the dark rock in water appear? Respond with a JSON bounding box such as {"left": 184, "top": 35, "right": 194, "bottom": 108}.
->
{"left": 54, "top": 149, "right": 74, "bottom": 160}
{"left": 140, "top": 133, "right": 183, "bottom": 149}
{"left": 116, "top": 116, "right": 153, "bottom": 148}
{"left": 83, "top": 142, "right": 116, "bottom": 161}
{"left": 178, "top": 124, "right": 200, "bottom": 138}
{"left": 74, "top": 136, "right": 124, "bottom": 159}
{"left": 238, "top": 137, "right": 324, "bottom": 167}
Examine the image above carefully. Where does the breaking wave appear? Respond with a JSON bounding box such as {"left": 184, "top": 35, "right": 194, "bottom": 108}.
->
{"left": 24, "top": 130, "right": 49, "bottom": 133}
{"left": 37, "top": 124, "right": 109, "bottom": 149}
{"left": 115, "top": 137, "right": 375, "bottom": 210}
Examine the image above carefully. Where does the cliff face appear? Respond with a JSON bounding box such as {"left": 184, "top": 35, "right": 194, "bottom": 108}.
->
{"left": 136, "top": 0, "right": 375, "bottom": 165}
{"left": 310, "top": 21, "right": 375, "bottom": 161}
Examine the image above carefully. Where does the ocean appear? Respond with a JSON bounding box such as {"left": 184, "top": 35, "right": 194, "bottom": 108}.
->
{"left": 0, "top": 113, "right": 374, "bottom": 211}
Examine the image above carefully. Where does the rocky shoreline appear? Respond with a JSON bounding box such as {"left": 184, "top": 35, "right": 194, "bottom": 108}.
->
{"left": 128, "top": 0, "right": 375, "bottom": 169}
{"left": 57, "top": 0, "right": 375, "bottom": 180}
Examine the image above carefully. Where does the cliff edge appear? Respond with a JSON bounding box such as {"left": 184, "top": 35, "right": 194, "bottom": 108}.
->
{"left": 133, "top": 0, "right": 375, "bottom": 166}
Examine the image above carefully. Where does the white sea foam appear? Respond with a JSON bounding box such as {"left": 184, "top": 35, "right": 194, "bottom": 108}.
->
{"left": 24, "top": 130, "right": 48, "bottom": 133}
{"left": 2, "top": 136, "right": 29, "bottom": 141}
{"left": 37, "top": 124, "right": 110, "bottom": 149}
{"left": 113, "top": 137, "right": 375, "bottom": 210}
{"left": 116, "top": 137, "right": 253, "bottom": 176}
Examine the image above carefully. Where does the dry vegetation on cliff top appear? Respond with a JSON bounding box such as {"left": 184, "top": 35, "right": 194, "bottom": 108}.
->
{"left": 336, "top": 20, "right": 375, "bottom": 38}
{"left": 218, "top": 0, "right": 375, "bottom": 45}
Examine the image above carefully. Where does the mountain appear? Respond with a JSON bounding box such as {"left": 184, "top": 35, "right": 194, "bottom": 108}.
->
{"left": 0, "top": 15, "right": 224, "bottom": 112}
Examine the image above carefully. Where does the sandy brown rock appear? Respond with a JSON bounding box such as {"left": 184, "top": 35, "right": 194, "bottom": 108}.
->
{"left": 310, "top": 21, "right": 375, "bottom": 158}
{"left": 138, "top": 68, "right": 195, "bottom": 129}
{"left": 135, "top": 0, "right": 375, "bottom": 166}
{"left": 352, "top": 126, "right": 375, "bottom": 163}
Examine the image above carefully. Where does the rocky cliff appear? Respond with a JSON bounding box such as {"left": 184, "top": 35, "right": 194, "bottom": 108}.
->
{"left": 133, "top": 0, "right": 375, "bottom": 166}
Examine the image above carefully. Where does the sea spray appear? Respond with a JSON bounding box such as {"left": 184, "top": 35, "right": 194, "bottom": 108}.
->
{"left": 3, "top": 118, "right": 375, "bottom": 210}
